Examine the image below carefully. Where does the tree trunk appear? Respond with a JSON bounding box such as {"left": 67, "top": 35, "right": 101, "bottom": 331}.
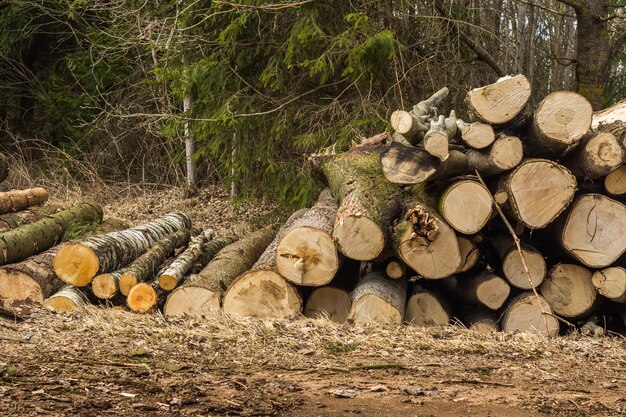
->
{"left": 116, "top": 230, "right": 190, "bottom": 297}
{"left": 163, "top": 228, "right": 273, "bottom": 317}
{"left": 423, "top": 112, "right": 457, "bottom": 161}
{"left": 0, "top": 203, "right": 103, "bottom": 266}
{"left": 564, "top": 132, "right": 624, "bottom": 180}
{"left": 222, "top": 212, "right": 305, "bottom": 318}
{"left": 501, "top": 292, "right": 560, "bottom": 336}
{"left": 560, "top": 193, "right": 626, "bottom": 268}
{"left": 0, "top": 153, "right": 8, "bottom": 183}
{"left": 465, "top": 75, "right": 531, "bottom": 125}
{"left": 392, "top": 194, "right": 461, "bottom": 279}
{"left": 455, "top": 120, "right": 495, "bottom": 150}
{"left": 304, "top": 287, "right": 351, "bottom": 323}
{"left": 184, "top": 95, "right": 197, "bottom": 190}
{"left": 348, "top": 271, "right": 407, "bottom": 325}
{"left": 276, "top": 189, "right": 340, "bottom": 286}
{"left": 0, "top": 204, "right": 61, "bottom": 232}
{"left": 381, "top": 142, "right": 468, "bottom": 184}
{"left": 540, "top": 263, "right": 597, "bottom": 319}
{"left": 321, "top": 145, "right": 402, "bottom": 260}
{"left": 492, "top": 235, "right": 546, "bottom": 289}
{"left": 592, "top": 267, "right": 626, "bottom": 303}
{"left": 404, "top": 287, "right": 450, "bottom": 327}
{"left": 466, "top": 134, "right": 523, "bottom": 177}
{"left": 92, "top": 270, "right": 123, "bottom": 300}
{"left": 54, "top": 211, "right": 191, "bottom": 286}
{"left": 157, "top": 229, "right": 215, "bottom": 291}
{"left": 438, "top": 179, "right": 493, "bottom": 234}
{"left": 42, "top": 286, "right": 88, "bottom": 313}
{"left": 605, "top": 166, "right": 626, "bottom": 196}
{"left": 499, "top": 159, "right": 576, "bottom": 229}
{"left": 0, "top": 187, "right": 48, "bottom": 214}
{"left": 528, "top": 91, "right": 593, "bottom": 156}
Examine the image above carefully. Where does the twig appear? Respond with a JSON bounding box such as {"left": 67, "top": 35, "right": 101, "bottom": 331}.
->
{"left": 439, "top": 379, "right": 514, "bottom": 387}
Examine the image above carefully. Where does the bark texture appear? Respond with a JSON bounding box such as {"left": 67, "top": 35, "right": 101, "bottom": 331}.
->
{"left": 157, "top": 229, "right": 215, "bottom": 291}
{"left": 0, "top": 187, "right": 49, "bottom": 214}
{"left": 0, "top": 204, "right": 62, "bottom": 232}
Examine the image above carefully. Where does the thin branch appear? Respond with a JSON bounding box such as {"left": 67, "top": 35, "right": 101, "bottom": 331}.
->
{"left": 513, "top": 0, "right": 576, "bottom": 18}
{"left": 553, "top": 0, "right": 583, "bottom": 11}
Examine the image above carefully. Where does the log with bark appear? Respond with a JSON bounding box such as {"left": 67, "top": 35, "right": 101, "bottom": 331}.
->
{"left": 348, "top": 271, "right": 407, "bottom": 325}
{"left": 492, "top": 235, "right": 545, "bottom": 289}
{"left": 222, "top": 212, "right": 304, "bottom": 318}
{"left": 392, "top": 192, "right": 461, "bottom": 279}
{"left": 0, "top": 203, "right": 103, "bottom": 266}
{"left": 540, "top": 264, "right": 597, "bottom": 319}
{"left": 385, "top": 258, "right": 406, "bottom": 279}
{"left": 591, "top": 267, "right": 626, "bottom": 303}
{"left": 423, "top": 112, "right": 457, "bottom": 161}
{"left": 304, "top": 287, "right": 351, "bottom": 323}
{"left": 465, "top": 309, "right": 500, "bottom": 333}
{"left": 390, "top": 87, "right": 449, "bottom": 145}
{"left": 559, "top": 194, "right": 626, "bottom": 268}
{"left": 42, "top": 286, "right": 88, "bottom": 313}
{"left": 275, "top": 189, "right": 340, "bottom": 286}
{"left": 157, "top": 229, "right": 214, "bottom": 291}
{"left": 0, "top": 204, "right": 62, "bottom": 232}
{"left": 466, "top": 134, "right": 523, "bottom": 178}
{"left": 0, "top": 218, "right": 125, "bottom": 304}
{"left": 54, "top": 211, "right": 191, "bottom": 286}
{"left": 455, "top": 120, "right": 495, "bottom": 150}
{"left": 498, "top": 159, "right": 576, "bottom": 229}
{"left": 163, "top": 229, "right": 271, "bottom": 317}
{"left": 528, "top": 91, "right": 593, "bottom": 156}
{"left": 404, "top": 286, "right": 450, "bottom": 327}
{"left": 380, "top": 142, "right": 468, "bottom": 184}
{"left": 564, "top": 131, "right": 624, "bottom": 180}
{"left": 320, "top": 144, "right": 402, "bottom": 260}
{"left": 501, "top": 292, "right": 560, "bottom": 336}
{"left": 465, "top": 75, "right": 531, "bottom": 125}
{"left": 0, "top": 187, "right": 48, "bottom": 215}
{"left": 444, "top": 272, "right": 510, "bottom": 310}
{"left": 438, "top": 179, "right": 493, "bottom": 234}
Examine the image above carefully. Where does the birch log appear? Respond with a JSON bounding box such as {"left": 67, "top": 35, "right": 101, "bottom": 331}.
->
{"left": 157, "top": 229, "right": 215, "bottom": 291}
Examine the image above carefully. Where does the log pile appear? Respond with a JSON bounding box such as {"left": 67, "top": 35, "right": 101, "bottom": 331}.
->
{"left": 0, "top": 76, "right": 625, "bottom": 339}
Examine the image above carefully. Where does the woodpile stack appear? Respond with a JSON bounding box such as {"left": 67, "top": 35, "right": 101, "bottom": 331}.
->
{"left": 0, "top": 76, "right": 624, "bottom": 339}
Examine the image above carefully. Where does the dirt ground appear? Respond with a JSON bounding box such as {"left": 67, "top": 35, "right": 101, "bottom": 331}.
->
{"left": 0, "top": 185, "right": 625, "bottom": 416}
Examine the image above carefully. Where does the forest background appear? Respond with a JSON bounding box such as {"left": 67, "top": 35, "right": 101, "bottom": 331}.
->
{"left": 0, "top": 0, "right": 624, "bottom": 207}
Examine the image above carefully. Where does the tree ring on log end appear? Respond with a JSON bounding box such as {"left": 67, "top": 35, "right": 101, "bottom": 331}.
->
{"left": 127, "top": 283, "right": 157, "bottom": 313}
{"left": 0, "top": 270, "right": 43, "bottom": 302}
{"left": 53, "top": 243, "right": 100, "bottom": 287}
{"left": 334, "top": 216, "right": 384, "bottom": 261}
{"left": 163, "top": 286, "right": 220, "bottom": 318}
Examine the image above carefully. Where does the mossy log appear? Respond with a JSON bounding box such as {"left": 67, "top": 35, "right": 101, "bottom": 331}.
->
{"left": 465, "top": 75, "right": 531, "bottom": 125}
{"left": 54, "top": 211, "right": 191, "bottom": 286}
{"left": 559, "top": 194, "right": 626, "bottom": 268}
{"left": 0, "top": 187, "right": 48, "bottom": 214}
{"left": 0, "top": 153, "right": 8, "bottom": 183}
{"left": 113, "top": 230, "right": 190, "bottom": 296}
{"left": 163, "top": 229, "right": 271, "bottom": 317}
{"left": 498, "top": 159, "right": 576, "bottom": 229}
{"left": 404, "top": 286, "right": 450, "bottom": 327}
{"left": 501, "top": 292, "right": 560, "bottom": 336}
{"left": 321, "top": 145, "right": 402, "bottom": 260}
{"left": 0, "top": 204, "right": 62, "bottom": 232}
{"left": 466, "top": 134, "right": 523, "bottom": 178}
{"left": 0, "top": 203, "right": 103, "bottom": 266}
{"left": 492, "top": 235, "right": 546, "bottom": 290}
{"left": 540, "top": 264, "right": 597, "bottom": 319}
{"left": 42, "top": 286, "right": 88, "bottom": 313}
{"left": 157, "top": 229, "right": 215, "bottom": 291}
{"left": 0, "top": 218, "right": 124, "bottom": 304}
{"left": 455, "top": 120, "right": 495, "bottom": 149}
{"left": 348, "top": 271, "right": 407, "bottom": 325}
{"left": 276, "top": 189, "right": 340, "bottom": 286}
{"left": 392, "top": 192, "right": 461, "bottom": 279}
{"left": 528, "top": 91, "right": 593, "bottom": 156}
{"left": 222, "top": 212, "right": 305, "bottom": 318}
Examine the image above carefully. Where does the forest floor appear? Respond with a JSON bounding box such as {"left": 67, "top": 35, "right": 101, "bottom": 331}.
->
{"left": 1, "top": 185, "right": 626, "bottom": 416}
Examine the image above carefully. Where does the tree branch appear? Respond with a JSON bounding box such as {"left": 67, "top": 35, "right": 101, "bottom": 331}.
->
{"left": 609, "top": 29, "right": 626, "bottom": 58}
{"left": 553, "top": 0, "right": 583, "bottom": 11}
{"left": 433, "top": 1, "right": 505, "bottom": 77}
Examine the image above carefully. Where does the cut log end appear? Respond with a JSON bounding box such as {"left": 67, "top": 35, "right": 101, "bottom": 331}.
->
{"left": 304, "top": 287, "right": 351, "bottom": 323}
{"left": 222, "top": 271, "right": 301, "bottom": 318}
{"left": 127, "top": 283, "right": 157, "bottom": 313}
{"left": 457, "top": 121, "right": 495, "bottom": 149}
{"left": 605, "top": 165, "right": 626, "bottom": 196}
{"left": 502, "top": 247, "right": 546, "bottom": 289}
{"left": 501, "top": 293, "right": 560, "bottom": 337}
{"left": 349, "top": 293, "right": 402, "bottom": 325}
{"left": 404, "top": 290, "right": 450, "bottom": 327}
{"left": 53, "top": 243, "right": 100, "bottom": 287}
{"left": 42, "top": 287, "right": 86, "bottom": 313}
{"left": 440, "top": 180, "right": 493, "bottom": 234}
{"left": 158, "top": 274, "right": 178, "bottom": 291}
{"left": 276, "top": 227, "right": 338, "bottom": 286}
{"left": 119, "top": 273, "right": 138, "bottom": 296}
{"left": 540, "top": 264, "right": 596, "bottom": 319}
{"left": 91, "top": 274, "right": 117, "bottom": 299}
{"left": 534, "top": 91, "right": 593, "bottom": 150}
{"left": 474, "top": 273, "right": 510, "bottom": 310}
{"left": 163, "top": 286, "right": 220, "bottom": 318}
{"left": 385, "top": 259, "right": 406, "bottom": 279}
{"left": 592, "top": 267, "right": 626, "bottom": 302}
{"left": 423, "top": 132, "right": 449, "bottom": 161}
{"left": 0, "top": 270, "right": 44, "bottom": 303}
{"left": 334, "top": 216, "right": 385, "bottom": 261}
{"left": 466, "top": 75, "right": 531, "bottom": 125}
